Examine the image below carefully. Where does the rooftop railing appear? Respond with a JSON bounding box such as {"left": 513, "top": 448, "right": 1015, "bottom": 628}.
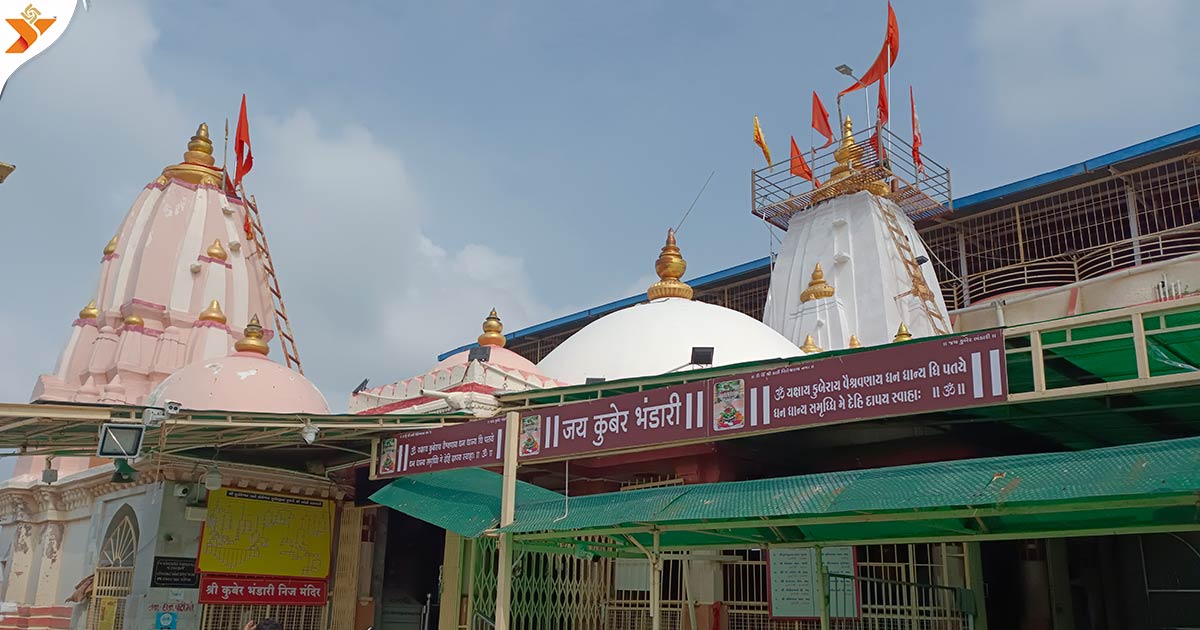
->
{"left": 752, "top": 126, "right": 952, "bottom": 230}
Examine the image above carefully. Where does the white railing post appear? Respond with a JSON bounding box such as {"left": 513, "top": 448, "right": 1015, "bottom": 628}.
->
{"left": 1030, "top": 332, "right": 1047, "bottom": 393}
{"left": 1132, "top": 314, "right": 1151, "bottom": 380}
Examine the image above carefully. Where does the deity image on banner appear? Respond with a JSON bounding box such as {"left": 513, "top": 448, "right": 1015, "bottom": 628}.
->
{"left": 519, "top": 415, "right": 542, "bottom": 456}
{"left": 379, "top": 437, "right": 398, "bottom": 474}
{"left": 713, "top": 378, "right": 746, "bottom": 431}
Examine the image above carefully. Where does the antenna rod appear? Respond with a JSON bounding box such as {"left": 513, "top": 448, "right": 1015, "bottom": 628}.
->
{"left": 674, "top": 170, "right": 716, "bottom": 234}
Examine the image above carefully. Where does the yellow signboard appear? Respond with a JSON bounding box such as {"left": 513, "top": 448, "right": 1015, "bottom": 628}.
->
{"left": 94, "top": 597, "right": 119, "bottom": 630}
{"left": 198, "top": 489, "right": 334, "bottom": 579}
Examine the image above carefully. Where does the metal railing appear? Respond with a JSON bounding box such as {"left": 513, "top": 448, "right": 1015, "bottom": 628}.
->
{"left": 924, "top": 151, "right": 1200, "bottom": 309}
{"left": 1004, "top": 293, "right": 1200, "bottom": 403}
{"left": 753, "top": 126, "right": 952, "bottom": 230}
{"left": 942, "top": 227, "right": 1200, "bottom": 308}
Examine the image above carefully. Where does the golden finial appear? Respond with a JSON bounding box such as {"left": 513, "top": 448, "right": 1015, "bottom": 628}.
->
{"left": 184, "top": 123, "right": 215, "bottom": 166}
{"left": 160, "top": 123, "right": 221, "bottom": 186}
{"left": 799, "top": 263, "right": 835, "bottom": 303}
{"left": 123, "top": 313, "right": 144, "bottom": 327}
{"left": 198, "top": 299, "right": 227, "bottom": 324}
{"left": 647, "top": 228, "right": 693, "bottom": 301}
{"left": 235, "top": 315, "right": 270, "bottom": 355}
{"left": 103, "top": 235, "right": 118, "bottom": 256}
{"left": 0, "top": 162, "right": 13, "bottom": 184}
{"left": 893, "top": 322, "right": 913, "bottom": 343}
{"left": 478, "top": 309, "right": 506, "bottom": 348}
{"left": 206, "top": 239, "right": 228, "bottom": 261}
{"left": 79, "top": 300, "right": 100, "bottom": 320}
{"left": 848, "top": 335, "right": 862, "bottom": 349}
{"left": 800, "top": 335, "right": 823, "bottom": 354}
{"left": 812, "top": 115, "right": 889, "bottom": 202}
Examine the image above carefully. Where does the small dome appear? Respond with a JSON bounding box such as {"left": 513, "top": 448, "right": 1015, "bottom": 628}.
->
{"left": 433, "top": 345, "right": 541, "bottom": 375}
{"left": 537, "top": 229, "right": 803, "bottom": 385}
{"left": 433, "top": 309, "right": 552, "bottom": 378}
{"left": 147, "top": 351, "right": 329, "bottom": 414}
{"left": 537, "top": 297, "right": 803, "bottom": 385}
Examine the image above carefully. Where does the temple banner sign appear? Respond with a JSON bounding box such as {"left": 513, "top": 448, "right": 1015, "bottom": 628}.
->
{"left": 375, "top": 416, "right": 507, "bottom": 476}
{"left": 372, "top": 330, "right": 1006, "bottom": 479}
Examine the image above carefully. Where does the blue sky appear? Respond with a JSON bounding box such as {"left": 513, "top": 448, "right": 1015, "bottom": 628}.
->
{"left": 1, "top": 0, "right": 1198, "bottom": 410}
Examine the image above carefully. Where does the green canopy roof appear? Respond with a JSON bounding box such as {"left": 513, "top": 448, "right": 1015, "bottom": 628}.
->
{"left": 374, "top": 437, "right": 1200, "bottom": 549}
{"left": 369, "top": 467, "right": 561, "bottom": 538}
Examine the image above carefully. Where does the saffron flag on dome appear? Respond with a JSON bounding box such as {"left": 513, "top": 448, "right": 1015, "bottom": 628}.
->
{"left": 234, "top": 94, "right": 254, "bottom": 188}
{"left": 839, "top": 1, "right": 899, "bottom": 96}
{"left": 789, "top": 136, "right": 818, "bottom": 186}
{"left": 753, "top": 115, "right": 772, "bottom": 170}
{"left": 812, "top": 92, "right": 834, "bottom": 149}
{"left": 910, "top": 85, "right": 924, "bottom": 175}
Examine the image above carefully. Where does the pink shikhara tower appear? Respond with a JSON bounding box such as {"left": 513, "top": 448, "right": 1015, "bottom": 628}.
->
{"left": 32, "top": 123, "right": 277, "bottom": 405}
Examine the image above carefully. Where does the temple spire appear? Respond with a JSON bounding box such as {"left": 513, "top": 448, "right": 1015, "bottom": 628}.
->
{"left": 160, "top": 123, "right": 222, "bottom": 186}
{"left": 235, "top": 315, "right": 270, "bottom": 355}
{"left": 478, "top": 309, "right": 506, "bottom": 347}
{"left": 647, "top": 229, "right": 693, "bottom": 301}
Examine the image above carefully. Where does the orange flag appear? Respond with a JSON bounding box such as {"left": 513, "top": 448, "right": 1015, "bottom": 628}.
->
{"left": 840, "top": 2, "right": 899, "bottom": 96}
{"left": 234, "top": 94, "right": 254, "bottom": 188}
{"left": 870, "top": 79, "right": 889, "bottom": 161}
{"left": 790, "top": 137, "right": 818, "bottom": 186}
{"left": 753, "top": 116, "right": 772, "bottom": 169}
{"left": 877, "top": 76, "right": 889, "bottom": 127}
{"left": 812, "top": 92, "right": 834, "bottom": 149}
{"left": 910, "top": 86, "right": 924, "bottom": 174}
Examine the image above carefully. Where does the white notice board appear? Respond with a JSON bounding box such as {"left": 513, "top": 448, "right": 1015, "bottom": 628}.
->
{"left": 767, "top": 547, "right": 860, "bottom": 619}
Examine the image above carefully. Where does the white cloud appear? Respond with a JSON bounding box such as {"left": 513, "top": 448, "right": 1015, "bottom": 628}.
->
{"left": 972, "top": 0, "right": 1200, "bottom": 131}
{"left": 0, "top": 0, "right": 556, "bottom": 411}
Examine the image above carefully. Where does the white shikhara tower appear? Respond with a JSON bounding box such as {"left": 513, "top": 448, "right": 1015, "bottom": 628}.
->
{"left": 763, "top": 116, "right": 951, "bottom": 351}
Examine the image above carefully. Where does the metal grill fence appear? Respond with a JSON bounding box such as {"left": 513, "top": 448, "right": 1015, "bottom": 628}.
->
{"left": 469, "top": 540, "right": 973, "bottom": 630}
{"left": 199, "top": 603, "right": 327, "bottom": 630}
{"left": 87, "top": 568, "right": 133, "bottom": 630}
{"left": 923, "top": 153, "right": 1200, "bottom": 309}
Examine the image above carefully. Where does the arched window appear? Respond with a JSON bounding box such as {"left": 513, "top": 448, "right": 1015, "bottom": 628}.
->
{"left": 98, "top": 505, "right": 139, "bottom": 568}
{"left": 88, "top": 504, "right": 139, "bottom": 630}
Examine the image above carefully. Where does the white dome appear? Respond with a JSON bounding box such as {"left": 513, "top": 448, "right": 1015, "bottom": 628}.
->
{"left": 537, "top": 297, "right": 804, "bottom": 385}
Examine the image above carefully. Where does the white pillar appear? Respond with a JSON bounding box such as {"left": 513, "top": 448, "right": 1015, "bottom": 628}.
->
{"left": 495, "top": 412, "right": 520, "bottom": 630}
{"left": 650, "top": 531, "right": 662, "bottom": 630}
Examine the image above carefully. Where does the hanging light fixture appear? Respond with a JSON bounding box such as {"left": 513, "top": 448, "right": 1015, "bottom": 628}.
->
{"left": 203, "top": 467, "right": 222, "bottom": 491}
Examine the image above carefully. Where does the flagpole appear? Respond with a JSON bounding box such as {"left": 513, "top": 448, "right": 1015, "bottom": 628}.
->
{"left": 886, "top": 45, "right": 892, "bottom": 161}
{"left": 222, "top": 118, "right": 229, "bottom": 194}
{"left": 865, "top": 85, "right": 870, "bottom": 131}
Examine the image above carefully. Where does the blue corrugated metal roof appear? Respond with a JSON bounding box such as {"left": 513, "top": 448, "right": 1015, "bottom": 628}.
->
{"left": 437, "top": 256, "right": 771, "bottom": 360}
{"left": 438, "top": 123, "right": 1200, "bottom": 360}
{"left": 952, "top": 123, "right": 1200, "bottom": 210}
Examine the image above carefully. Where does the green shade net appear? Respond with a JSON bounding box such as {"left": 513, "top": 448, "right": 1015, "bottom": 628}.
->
{"left": 370, "top": 467, "right": 561, "bottom": 538}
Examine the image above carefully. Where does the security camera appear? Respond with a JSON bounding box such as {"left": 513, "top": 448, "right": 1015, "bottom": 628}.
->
{"left": 172, "top": 484, "right": 191, "bottom": 498}
{"left": 164, "top": 400, "right": 183, "bottom": 416}
{"left": 300, "top": 423, "right": 319, "bottom": 445}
